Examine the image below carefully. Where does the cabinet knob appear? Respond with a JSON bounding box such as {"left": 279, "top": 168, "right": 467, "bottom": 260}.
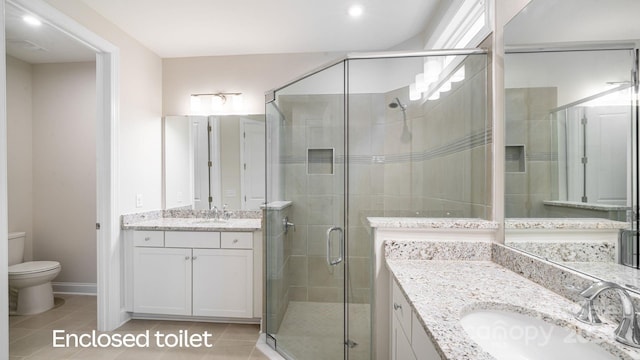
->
{"left": 185, "top": 256, "right": 190, "bottom": 260}
{"left": 192, "top": 256, "right": 198, "bottom": 260}
{"left": 144, "top": 237, "right": 150, "bottom": 241}
{"left": 393, "top": 303, "right": 402, "bottom": 311}
{"left": 233, "top": 239, "right": 239, "bottom": 243}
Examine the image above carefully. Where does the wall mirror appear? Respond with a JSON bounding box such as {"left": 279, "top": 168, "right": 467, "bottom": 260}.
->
{"left": 163, "top": 114, "right": 265, "bottom": 211}
{"left": 503, "top": 0, "right": 640, "bottom": 290}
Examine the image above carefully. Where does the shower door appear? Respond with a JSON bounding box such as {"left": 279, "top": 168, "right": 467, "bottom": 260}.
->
{"left": 265, "top": 61, "right": 348, "bottom": 360}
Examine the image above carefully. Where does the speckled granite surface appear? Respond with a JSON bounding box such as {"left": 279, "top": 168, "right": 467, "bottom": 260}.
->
{"left": 507, "top": 241, "right": 616, "bottom": 262}
{"left": 385, "top": 239, "right": 492, "bottom": 261}
{"left": 368, "top": 217, "right": 499, "bottom": 229}
{"left": 121, "top": 217, "right": 262, "bottom": 231}
{"left": 505, "top": 218, "right": 629, "bottom": 230}
{"left": 543, "top": 201, "right": 630, "bottom": 211}
{"left": 387, "top": 259, "right": 639, "bottom": 360}
{"left": 163, "top": 209, "right": 262, "bottom": 219}
{"left": 562, "top": 261, "right": 640, "bottom": 292}
{"left": 385, "top": 240, "right": 640, "bottom": 359}
{"left": 121, "top": 209, "right": 262, "bottom": 231}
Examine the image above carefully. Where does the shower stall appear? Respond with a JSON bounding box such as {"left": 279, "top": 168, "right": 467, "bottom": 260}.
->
{"left": 264, "top": 49, "right": 490, "bottom": 360}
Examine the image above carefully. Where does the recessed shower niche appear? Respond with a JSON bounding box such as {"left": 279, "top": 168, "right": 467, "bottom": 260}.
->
{"left": 307, "top": 148, "right": 334, "bottom": 175}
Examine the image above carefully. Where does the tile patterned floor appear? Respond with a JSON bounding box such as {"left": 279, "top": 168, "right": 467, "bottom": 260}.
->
{"left": 9, "top": 294, "right": 268, "bottom": 360}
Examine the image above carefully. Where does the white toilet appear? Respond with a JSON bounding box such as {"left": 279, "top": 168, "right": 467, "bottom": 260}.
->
{"left": 8, "top": 232, "right": 61, "bottom": 315}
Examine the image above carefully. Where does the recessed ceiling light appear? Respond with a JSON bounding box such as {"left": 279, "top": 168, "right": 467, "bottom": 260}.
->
{"left": 23, "top": 15, "right": 42, "bottom": 27}
{"left": 348, "top": 4, "right": 364, "bottom": 18}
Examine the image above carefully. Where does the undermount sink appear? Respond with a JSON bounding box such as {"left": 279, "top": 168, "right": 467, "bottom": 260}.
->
{"left": 460, "top": 309, "right": 618, "bottom": 360}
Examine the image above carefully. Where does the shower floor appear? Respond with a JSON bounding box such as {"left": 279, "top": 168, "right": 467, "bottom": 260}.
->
{"left": 273, "top": 301, "right": 370, "bottom": 360}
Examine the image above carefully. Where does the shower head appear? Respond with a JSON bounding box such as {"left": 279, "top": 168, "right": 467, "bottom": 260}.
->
{"left": 388, "top": 97, "right": 407, "bottom": 111}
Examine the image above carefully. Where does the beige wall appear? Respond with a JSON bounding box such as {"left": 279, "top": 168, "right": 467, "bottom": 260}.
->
{"left": 6, "top": 56, "right": 34, "bottom": 261}
{"left": 162, "top": 53, "right": 340, "bottom": 116}
{"left": 162, "top": 53, "right": 339, "bottom": 210}
{"left": 7, "top": 59, "right": 97, "bottom": 283}
{"left": 32, "top": 62, "right": 97, "bottom": 284}
{"left": 46, "top": 0, "right": 163, "bottom": 214}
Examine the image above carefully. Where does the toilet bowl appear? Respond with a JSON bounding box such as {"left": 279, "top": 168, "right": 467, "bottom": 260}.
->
{"left": 8, "top": 232, "right": 61, "bottom": 315}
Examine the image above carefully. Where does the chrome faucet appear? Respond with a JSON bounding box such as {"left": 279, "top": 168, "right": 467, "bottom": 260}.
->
{"left": 222, "top": 204, "right": 234, "bottom": 220}
{"left": 575, "top": 280, "right": 640, "bottom": 348}
{"left": 210, "top": 205, "right": 220, "bottom": 221}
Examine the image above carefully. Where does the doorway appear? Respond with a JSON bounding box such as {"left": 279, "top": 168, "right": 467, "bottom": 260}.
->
{"left": 2, "top": 1, "right": 119, "bottom": 356}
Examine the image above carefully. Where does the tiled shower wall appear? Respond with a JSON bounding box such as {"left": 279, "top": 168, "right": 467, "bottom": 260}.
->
{"left": 504, "top": 87, "right": 558, "bottom": 217}
{"left": 274, "top": 55, "right": 491, "bottom": 306}
{"left": 265, "top": 204, "right": 293, "bottom": 333}
{"left": 278, "top": 94, "right": 348, "bottom": 304}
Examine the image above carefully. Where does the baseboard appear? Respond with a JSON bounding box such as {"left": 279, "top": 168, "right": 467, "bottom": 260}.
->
{"left": 52, "top": 282, "right": 97, "bottom": 295}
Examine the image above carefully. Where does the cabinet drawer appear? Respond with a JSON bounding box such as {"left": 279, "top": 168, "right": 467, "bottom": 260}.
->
{"left": 134, "top": 231, "right": 164, "bottom": 247}
{"left": 221, "top": 232, "right": 253, "bottom": 249}
{"left": 165, "top": 231, "right": 221, "bottom": 248}
{"left": 392, "top": 280, "right": 412, "bottom": 338}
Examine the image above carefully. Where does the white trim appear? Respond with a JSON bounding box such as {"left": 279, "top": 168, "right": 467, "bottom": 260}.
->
{"left": 209, "top": 116, "right": 222, "bottom": 208}
{"left": 0, "top": 1, "right": 8, "bottom": 358}
{"left": 425, "top": 0, "right": 491, "bottom": 50}
{"left": 240, "top": 117, "right": 266, "bottom": 210}
{"left": 8, "top": 0, "right": 122, "bottom": 332}
{"left": 52, "top": 282, "right": 98, "bottom": 295}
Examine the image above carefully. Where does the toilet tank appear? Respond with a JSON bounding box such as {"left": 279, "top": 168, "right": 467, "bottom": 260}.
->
{"left": 8, "top": 232, "right": 26, "bottom": 266}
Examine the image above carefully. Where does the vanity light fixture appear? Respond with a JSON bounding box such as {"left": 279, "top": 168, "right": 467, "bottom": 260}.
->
{"left": 414, "top": 64, "right": 466, "bottom": 102}
{"left": 439, "top": 81, "right": 452, "bottom": 93}
{"left": 190, "top": 92, "right": 243, "bottom": 115}
{"left": 23, "top": 15, "right": 42, "bottom": 27}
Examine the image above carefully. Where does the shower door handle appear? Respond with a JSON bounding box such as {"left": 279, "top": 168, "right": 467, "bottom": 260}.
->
{"left": 326, "top": 226, "right": 344, "bottom": 266}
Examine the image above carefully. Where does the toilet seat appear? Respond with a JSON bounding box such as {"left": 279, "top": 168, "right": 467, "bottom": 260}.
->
{"left": 9, "top": 261, "right": 61, "bottom": 275}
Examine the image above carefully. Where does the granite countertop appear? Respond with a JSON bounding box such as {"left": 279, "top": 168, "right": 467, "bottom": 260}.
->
{"left": 505, "top": 218, "right": 629, "bottom": 230}
{"left": 543, "top": 201, "right": 630, "bottom": 211}
{"left": 367, "top": 217, "right": 499, "bottom": 230}
{"left": 386, "top": 259, "right": 639, "bottom": 360}
{"left": 121, "top": 217, "right": 262, "bottom": 232}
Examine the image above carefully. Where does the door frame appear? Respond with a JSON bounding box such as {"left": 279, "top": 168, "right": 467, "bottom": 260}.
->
{"left": 1, "top": 0, "right": 121, "bottom": 342}
{"left": 240, "top": 117, "right": 265, "bottom": 210}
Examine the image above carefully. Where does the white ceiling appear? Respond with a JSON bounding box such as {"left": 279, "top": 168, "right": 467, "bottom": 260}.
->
{"left": 79, "top": 0, "right": 443, "bottom": 58}
{"left": 5, "top": 2, "right": 96, "bottom": 64}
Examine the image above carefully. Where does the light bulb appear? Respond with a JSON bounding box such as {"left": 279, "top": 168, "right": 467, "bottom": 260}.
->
{"left": 409, "top": 84, "right": 421, "bottom": 101}
{"left": 451, "top": 66, "right": 465, "bottom": 82}
{"left": 190, "top": 96, "right": 202, "bottom": 115}
{"left": 23, "top": 15, "right": 42, "bottom": 27}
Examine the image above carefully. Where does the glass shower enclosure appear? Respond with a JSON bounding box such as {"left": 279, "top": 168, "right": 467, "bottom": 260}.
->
{"left": 264, "top": 49, "right": 489, "bottom": 360}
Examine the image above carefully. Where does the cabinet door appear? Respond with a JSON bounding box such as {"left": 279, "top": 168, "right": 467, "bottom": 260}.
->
{"left": 412, "top": 312, "right": 441, "bottom": 360}
{"left": 133, "top": 247, "right": 192, "bottom": 316}
{"left": 392, "top": 311, "right": 416, "bottom": 360}
{"left": 192, "top": 248, "right": 253, "bottom": 318}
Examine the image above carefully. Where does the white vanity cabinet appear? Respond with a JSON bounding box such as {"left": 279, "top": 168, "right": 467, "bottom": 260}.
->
{"left": 191, "top": 248, "right": 252, "bottom": 317}
{"left": 133, "top": 246, "right": 192, "bottom": 315}
{"left": 129, "top": 230, "right": 258, "bottom": 320}
{"left": 391, "top": 279, "right": 441, "bottom": 360}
